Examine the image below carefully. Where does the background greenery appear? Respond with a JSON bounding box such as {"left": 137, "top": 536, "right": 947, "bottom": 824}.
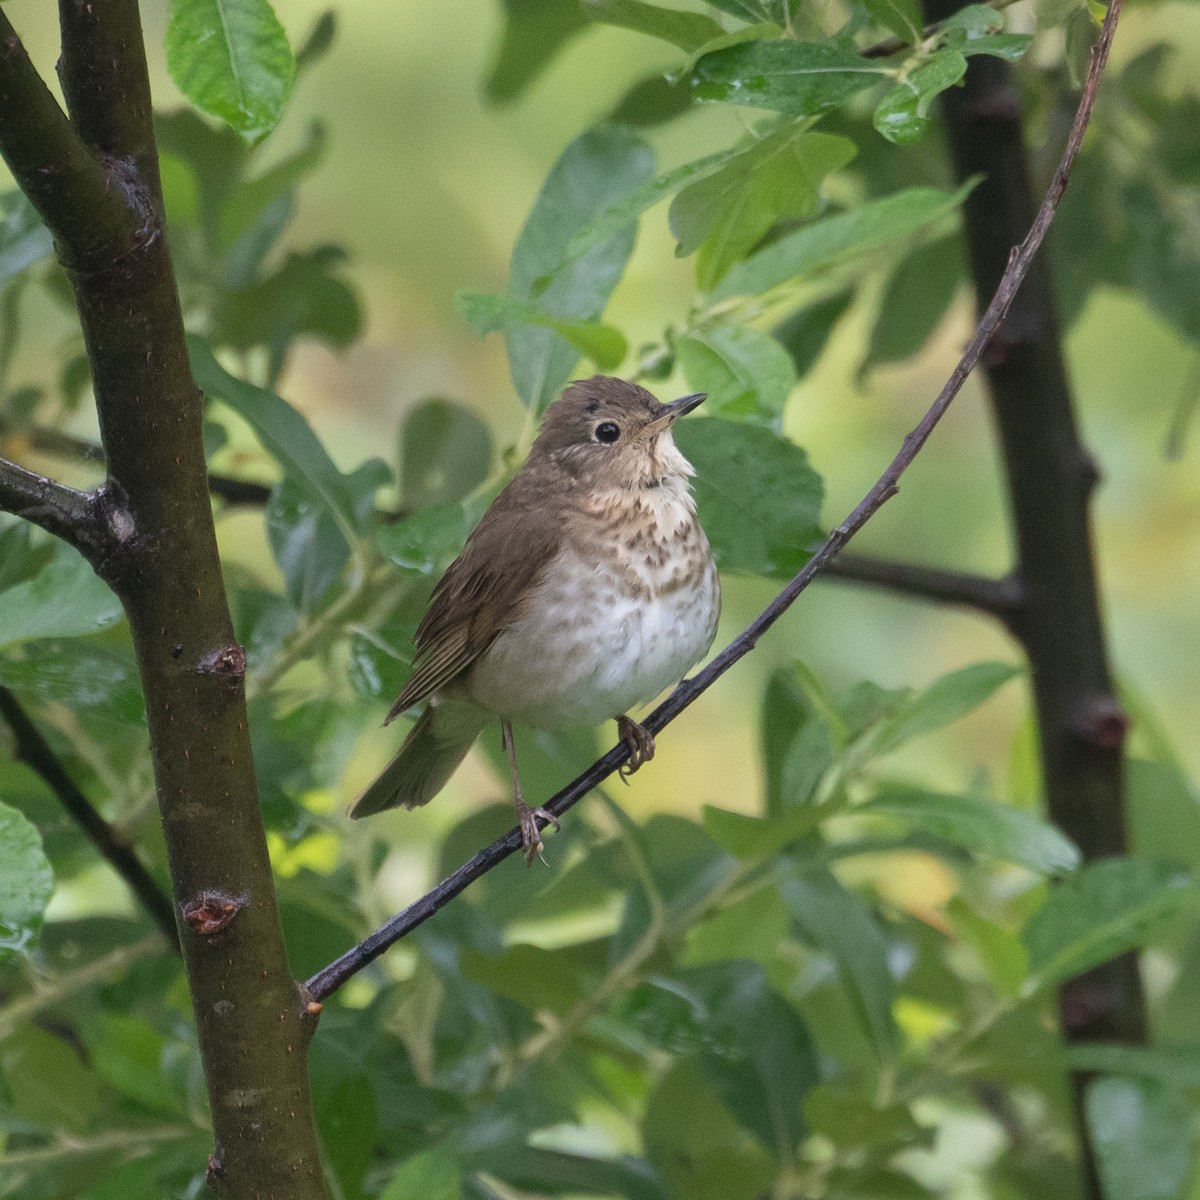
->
{"left": 2, "top": 0, "right": 1200, "bottom": 1197}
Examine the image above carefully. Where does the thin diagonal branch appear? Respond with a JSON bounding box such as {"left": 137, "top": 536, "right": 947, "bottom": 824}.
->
{"left": 0, "top": 455, "right": 103, "bottom": 553}
{"left": 306, "top": 0, "right": 1123, "bottom": 1005}
{"left": 0, "top": 687, "right": 179, "bottom": 950}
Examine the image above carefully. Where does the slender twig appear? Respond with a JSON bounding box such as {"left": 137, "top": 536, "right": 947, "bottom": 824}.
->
{"left": 306, "top": 0, "right": 1122, "bottom": 1005}
{"left": 0, "top": 456, "right": 100, "bottom": 551}
{"left": 0, "top": 1124, "right": 193, "bottom": 1169}
{"left": 822, "top": 553, "right": 1024, "bottom": 624}
{"left": 2, "top": 424, "right": 1028, "bottom": 618}
{"left": 0, "top": 933, "right": 163, "bottom": 1040}
{"left": 0, "top": 420, "right": 276, "bottom": 507}
{"left": 0, "top": 687, "right": 179, "bottom": 949}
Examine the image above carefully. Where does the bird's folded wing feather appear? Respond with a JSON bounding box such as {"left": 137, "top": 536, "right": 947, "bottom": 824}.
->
{"left": 385, "top": 483, "right": 562, "bottom": 723}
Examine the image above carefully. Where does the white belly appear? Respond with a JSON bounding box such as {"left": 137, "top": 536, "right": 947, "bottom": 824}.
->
{"left": 467, "top": 504, "right": 720, "bottom": 729}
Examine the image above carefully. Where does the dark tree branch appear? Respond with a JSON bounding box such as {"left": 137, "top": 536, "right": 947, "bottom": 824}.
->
{"left": 0, "top": 455, "right": 103, "bottom": 552}
{"left": 0, "top": 423, "right": 1029, "bottom": 618}
{"left": 1, "top": 6, "right": 326, "bottom": 1196}
{"left": 822, "top": 553, "right": 1024, "bottom": 625}
{"left": 0, "top": 11, "right": 143, "bottom": 270}
{"left": 0, "top": 419, "right": 275, "bottom": 507}
{"left": 307, "top": 0, "right": 1122, "bottom": 1004}
{"left": 921, "top": 0, "right": 1140, "bottom": 1194}
{"left": 0, "top": 686, "right": 179, "bottom": 950}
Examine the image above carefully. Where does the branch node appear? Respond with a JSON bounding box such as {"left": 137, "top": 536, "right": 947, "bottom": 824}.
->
{"left": 182, "top": 890, "right": 248, "bottom": 938}
{"left": 198, "top": 644, "right": 248, "bottom": 684}
{"left": 1072, "top": 693, "right": 1129, "bottom": 751}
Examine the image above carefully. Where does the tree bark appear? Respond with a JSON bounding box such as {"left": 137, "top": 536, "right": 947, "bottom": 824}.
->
{"left": 0, "top": 5, "right": 327, "bottom": 1196}
{"left": 919, "top": 6, "right": 1147, "bottom": 1195}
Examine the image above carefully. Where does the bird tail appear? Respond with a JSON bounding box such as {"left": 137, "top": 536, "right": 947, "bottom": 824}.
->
{"left": 348, "top": 701, "right": 489, "bottom": 819}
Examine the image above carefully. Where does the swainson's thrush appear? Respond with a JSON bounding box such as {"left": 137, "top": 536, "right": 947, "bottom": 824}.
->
{"left": 349, "top": 376, "right": 721, "bottom": 863}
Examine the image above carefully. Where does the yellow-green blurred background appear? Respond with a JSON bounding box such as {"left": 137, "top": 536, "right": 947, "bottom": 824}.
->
{"left": 4, "top": 0, "right": 1199, "bottom": 913}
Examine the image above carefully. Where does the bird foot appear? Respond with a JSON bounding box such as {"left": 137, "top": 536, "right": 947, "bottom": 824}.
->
{"left": 515, "top": 799, "right": 560, "bottom": 867}
{"left": 616, "top": 716, "right": 655, "bottom": 782}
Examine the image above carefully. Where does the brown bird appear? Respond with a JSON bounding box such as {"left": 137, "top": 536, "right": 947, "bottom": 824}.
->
{"left": 349, "top": 376, "right": 721, "bottom": 863}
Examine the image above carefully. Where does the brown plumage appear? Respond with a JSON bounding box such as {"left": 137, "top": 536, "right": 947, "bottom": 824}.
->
{"left": 351, "top": 376, "right": 720, "bottom": 863}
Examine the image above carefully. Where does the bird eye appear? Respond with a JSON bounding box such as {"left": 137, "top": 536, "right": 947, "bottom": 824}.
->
{"left": 594, "top": 421, "right": 620, "bottom": 444}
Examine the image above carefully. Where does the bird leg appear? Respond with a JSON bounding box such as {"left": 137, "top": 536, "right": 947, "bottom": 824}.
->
{"left": 616, "top": 715, "right": 655, "bottom": 781}
{"left": 502, "top": 720, "right": 560, "bottom": 866}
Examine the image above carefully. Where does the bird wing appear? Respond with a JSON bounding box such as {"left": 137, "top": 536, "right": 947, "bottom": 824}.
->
{"left": 385, "top": 479, "right": 562, "bottom": 722}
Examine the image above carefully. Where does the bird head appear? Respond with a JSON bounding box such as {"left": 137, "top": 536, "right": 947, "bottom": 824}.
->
{"left": 528, "top": 376, "right": 706, "bottom": 489}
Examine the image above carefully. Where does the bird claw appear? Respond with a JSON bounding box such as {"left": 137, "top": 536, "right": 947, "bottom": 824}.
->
{"left": 516, "top": 802, "right": 560, "bottom": 867}
{"left": 616, "top": 716, "right": 656, "bottom": 780}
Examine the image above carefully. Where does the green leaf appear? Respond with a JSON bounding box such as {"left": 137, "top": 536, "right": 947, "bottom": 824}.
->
{"left": 804, "top": 1083, "right": 928, "bottom": 1152}
{"left": 400, "top": 398, "right": 493, "bottom": 510}
{"left": 782, "top": 868, "right": 899, "bottom": 1064}
{"left": 714, "top": 181, "right": 975, "bottom": 300}
{"left": 0, "top": 801, "right": 54, "bottom": 961}
{"left": 346, "top": 614, "right": 417, "bottom": 700}
{"left": 691, "top": 40, "right": 888, "bottom": 117}
{"left": 861, "top": 0, "right": 923, "bottom": 43}
{"left": 631, "top": 963, "right": 819, "bottom": 1157}
{"left": 0, "top": 190, "right": 52, "bottom": 282}
{"left": 0, "top": 1024, "right": 100, "bottom": 1133}
{"left": 674, "top": 417, "right": 823, "bottom": 578}
{"left": 873, "top": 51, "right": 968, "bottom": 145}
{"left": 495, "top": 1148, "right": 667, "bottom": 1200}
{"left": 704, "top": 0, "right": 794, "bottom": 25}
{"left": 379, "top": 1145, "right": 462, "bottom": 1200}
{"left": 0, "top": 545, "right": 122, "bottom": 649}
{"left": 862, "top": 235, "right": 964, "bottom": 370}
{"left": 485, "top": 0, "right": 589, "bottom": 104}
{"left": 862, "top": 785, "right": 1080, "bottom": 874}
{"left": 265, "top": 474, "right": 351, "bottom": 614}
{"left": 0, "top": 641, "right": 145, "bottom": 726}
{"left": 455, "top": 291, "right": 628, "bottom": 371}
{"left": 944, "top": 896, "right": 1028, "bottom": 997}
{"left": 548, "top": 145, "right": 742, "bottom": 282}
{"left": 505, "top": 126, "right": 654, "bottom": 410}
{"left": 189, "top": 335, "right": 379, "bottom": 538}
{"left": 462, "top": 943, "right": 587, "bottom": 1015}
{"left": 219, "top": 120, "right": 326, "bottom": 248}
{"left": 84, "top": 1013, "right": 187, "bottom": 1115}
{"left": 1086, "top": 1076, "right": 1192, "bottom": 1200}
{"left": 608, "top": 74, "right": 696, "bottom": 127}
{"left": 873, "top": 661, "right": 1020, "bottom": 755}
{"left": 644, "top": 1056, "right": 776, "bottom": 1200}
{"left": 939, "top": 6, "right": 1033, "bottom": 61}
{"left": 669, "top": 129, "right": 856, "bottom": 289}
{"left": 166, "top": 0, "right": 296, "bottom": 142}
{"left": 772, "top": 289, "right": 855, "bottom": 379}
{"left": 1023, "top": 858, "right": 1200, "bottom": 990}
{"left": 215, "top": 246, "right": 363, "bottom": 381}
{"left": 375, "top": 504, "right": 468, "bottom": 576}
{"left": 295, "top": 10, "right": 337, "bottom": 72}
{"left": 685, "top": 884, "right": 792, "bottom": 969}
{"left": 582, "top": 0, "right": 725, "bottom": 51}
{"left": 677, "top": 324, "right": 797, "bottom": 423}
{"left": 761, "top": 662, "right": 838, "bottom": 814}
{"left": 702, "top": 804, "right": 826, "bottom": 858}
{"left": 1067, "top": 1042, "right": 1200, "bottom": 1088}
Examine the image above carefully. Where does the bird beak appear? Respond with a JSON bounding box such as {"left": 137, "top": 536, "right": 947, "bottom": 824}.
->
{"left": 666, "top": 392, "right": 706, "bottom": 420}
{"left": 646, "top": 392, "right": 706, "bottom": 435}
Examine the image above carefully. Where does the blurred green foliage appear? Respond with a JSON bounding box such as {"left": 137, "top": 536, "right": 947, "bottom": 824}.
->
{"left": 2, "top": 1, "right": 1200, "bottom": 1198}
